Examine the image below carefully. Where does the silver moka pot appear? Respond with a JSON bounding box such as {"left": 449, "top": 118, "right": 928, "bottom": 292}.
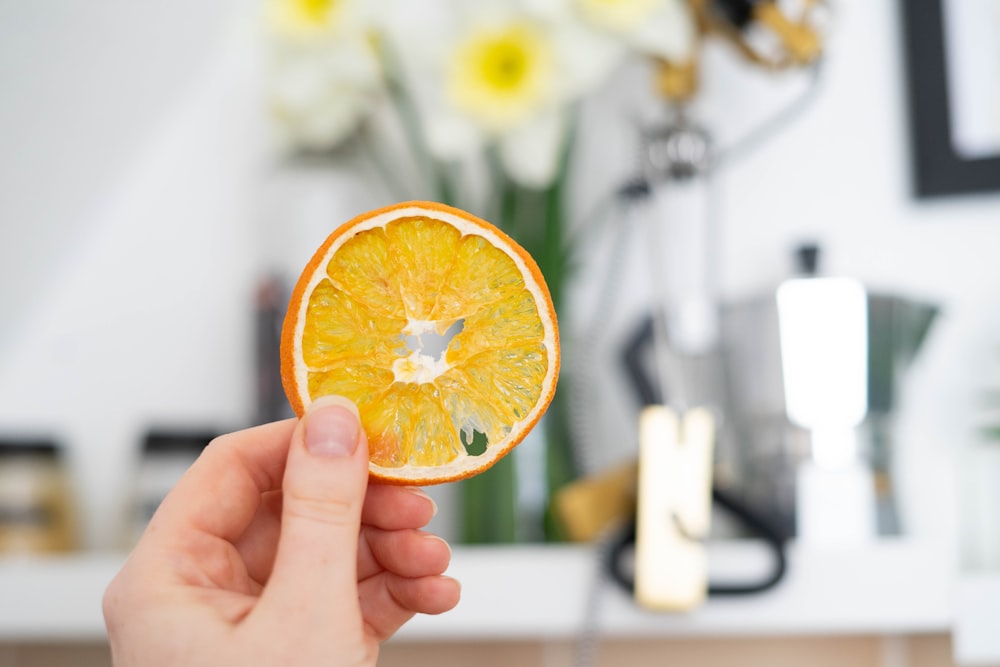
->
{"left": 623, "top": 245, "right": 938, "bottom": 539}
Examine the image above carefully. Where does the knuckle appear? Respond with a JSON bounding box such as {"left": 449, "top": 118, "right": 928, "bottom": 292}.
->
{"left": 283, "top": 489, "right": 357, "bottom": 527}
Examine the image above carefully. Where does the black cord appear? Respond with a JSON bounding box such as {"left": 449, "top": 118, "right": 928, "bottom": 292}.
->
{"left": 705, "top": 486, "right": 788, "bottom": 595}
{"left": 605, "top": 485, "right": 788, "bottom": 597}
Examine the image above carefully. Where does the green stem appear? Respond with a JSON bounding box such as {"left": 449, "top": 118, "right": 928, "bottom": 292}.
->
{"left": 357, "top": 123, "right": 412, "bottom": 202}
{"left": 437, "top": 161, "right": 459, "bottom": 208}
{"left": 458, "top": 447, "right": 518, "bottom": 544}
{"left": 539, "top": 162, "right": 577, "bottom": 541}
{"left": 485, "top": 148, "right": 515, "bottom": 235}
{"left": 458, "top": 115, "right": 581, "bottom": 544}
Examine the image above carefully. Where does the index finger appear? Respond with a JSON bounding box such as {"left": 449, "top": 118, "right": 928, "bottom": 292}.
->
{"left": 146, "top": 419, "right": 297, "bottom": 545}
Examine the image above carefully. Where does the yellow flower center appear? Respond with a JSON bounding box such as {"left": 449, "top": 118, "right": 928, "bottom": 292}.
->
{"left": 576, "top": 0, "right": 663, "bottom": 32}
{"left": 296, "top": 0, "right": 335, "bottom": 24}
{"left": 480, "top": 39, "right": 531, "bottom": 91}
{"left": 449, "top": 23, "right": 554, "bottom": 131}
{"left": 269, "top": 0, "right": 342, "bottom": 36}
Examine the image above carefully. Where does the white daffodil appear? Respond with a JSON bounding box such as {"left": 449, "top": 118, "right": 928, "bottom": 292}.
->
{"left": 264, "top": 0, "right": 385, "bottom": 150}
{"left": 267, "top": 39, "right": 382, "bottom": 150}
{"left": 386, "top": 3, "right": 621, "bottom": 188}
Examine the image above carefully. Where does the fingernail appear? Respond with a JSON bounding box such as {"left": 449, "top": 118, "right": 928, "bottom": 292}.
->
{"left": 305, "top": 396, "right": 360, "bottom": 457}
{"left": 406, "top": 487, "right": 438, "bottom": 517}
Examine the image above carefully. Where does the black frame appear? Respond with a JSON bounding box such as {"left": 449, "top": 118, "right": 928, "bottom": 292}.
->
{"left": 899, "top": 0, "right": 1000, "bottom": 197}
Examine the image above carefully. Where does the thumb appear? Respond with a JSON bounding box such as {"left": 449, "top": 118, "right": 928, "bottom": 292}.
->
{"left": 261, "top": 395, "right": 370, "bottom": 628}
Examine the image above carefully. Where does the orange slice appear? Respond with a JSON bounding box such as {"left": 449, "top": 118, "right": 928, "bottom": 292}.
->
{"left": 280, "top": 201, "right": 559, "bottom": 484}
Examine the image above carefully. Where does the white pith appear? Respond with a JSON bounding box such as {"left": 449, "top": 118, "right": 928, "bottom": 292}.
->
{"left": 392, "top": 349, "right": 451, "bottom": 383}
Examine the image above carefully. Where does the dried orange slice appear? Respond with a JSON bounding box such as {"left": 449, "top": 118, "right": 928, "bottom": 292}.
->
{"left": 280, "top": 201, "right": 559, "bottom": 484}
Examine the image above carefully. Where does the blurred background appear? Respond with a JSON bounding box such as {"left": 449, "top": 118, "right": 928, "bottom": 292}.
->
{"left": 1, "top": 0, "right": 1000, "bottom": 665}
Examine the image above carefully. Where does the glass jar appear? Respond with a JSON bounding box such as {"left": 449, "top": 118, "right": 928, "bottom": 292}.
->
{"left": 0, "top": 439, "right": 77, "bottom": 554}
{"left": 126, "top": 429, "right": 218, "bottom": 545}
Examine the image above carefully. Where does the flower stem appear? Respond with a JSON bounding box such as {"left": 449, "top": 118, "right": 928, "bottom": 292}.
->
{"left": 459, "top": 116, "right": 582, "bottom": 544}
{"left": 357, "top": 122, "right": 413, "bottom": 201}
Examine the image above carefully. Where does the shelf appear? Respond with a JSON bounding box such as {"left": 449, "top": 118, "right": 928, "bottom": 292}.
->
{"left": 953, "top": 573, "right": 1000, "bottom": 665}
{"left": 0, "top": 553, "right": 120, "bottom": 642}
{"left": 397, "top": 539, "right": 954, "bottom": 641}
{"left": 0, "top": 539, "right": 953, "bottom": 643}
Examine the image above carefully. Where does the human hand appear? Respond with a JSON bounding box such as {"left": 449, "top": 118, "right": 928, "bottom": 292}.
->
{"left": 103, "top": 395, "right": 461, "bottom": 666}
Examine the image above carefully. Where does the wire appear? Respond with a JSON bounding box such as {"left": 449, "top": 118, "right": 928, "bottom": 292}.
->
{"left": 605, "top": 487, "right": 788, "bottom": 597}
{"left": 571, "top": 528, "right": 623, "bottom": 667}
{"left": 565, "top": 182, "right": 660, "bottom": 667}
{"left": 566, "top": 181, "right": 651, "bottom": 477}
{"left": 713, "top": 61, "right": 826, "bottom": 169}
{"left": 641, "top": 183, "right": 692, "bottom": 413}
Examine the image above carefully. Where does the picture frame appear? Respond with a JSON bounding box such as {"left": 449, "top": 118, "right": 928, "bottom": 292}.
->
{"left": 899, "top": 0, "right": 1000, "bottom": 197}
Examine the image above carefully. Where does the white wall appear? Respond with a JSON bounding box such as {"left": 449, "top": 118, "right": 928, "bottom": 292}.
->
{"left": 0, "top": 1, "right": 391, "bottom": 548}
{"left": 0, "top": 0, "right": 267, "bottom": 548}
{"left": 0, "top": 0, "right": 242, "bottom": 351}
{"left": 0, "top": 0, "right": 997, "bottom": 552}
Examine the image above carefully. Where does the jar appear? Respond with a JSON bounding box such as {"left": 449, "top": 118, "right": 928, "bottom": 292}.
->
{"left": 126, "top": 429, "right": 218, "bottom": 545}
{"left": 0, "top": 439, "right": 77, "bottom": 554}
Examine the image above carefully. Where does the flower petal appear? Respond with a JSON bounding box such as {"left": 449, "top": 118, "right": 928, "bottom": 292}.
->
{"left": 424, "top": 110, "right": 485, "bottom": 161}
{"left": 522, "top": 0, "right": 574, "bottom": 21}
{"left": 550, "top": 20, "right": 627, "bottom": 97}
{"left": 267, "top": 38, "right": 383, "bottom": 150}
{"left": 627, "top": 0, "right": 697, "bottom": 62}
{"left": 499, "top": 109, "right": 566, "bottom": 188}
{"left": 575, "top": 0, "right": 664, "bottom": 32}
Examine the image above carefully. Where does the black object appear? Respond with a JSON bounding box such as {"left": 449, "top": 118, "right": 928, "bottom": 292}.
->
{"left": 619, "top": 178, "right": 652, "bottom": 201}
{"left": 0, "top": 439, "right": 59, "bottom": 457}
{"left": 899, "top": 0, "right": 1000, "bottom": 197}
{"left": 143, "top": 430, "right": 218, "bottom": 455}
{"left": 622, "top": 316, "right": 663, "bottom": 407}
{"left": 255, "top": 275, "right": 296, "bottom": 423}
{"left": 794, "top": 243, "right": 820, "bottom": 276}
{"left": 711, "top": 0, "right": 758, "bottom": 29}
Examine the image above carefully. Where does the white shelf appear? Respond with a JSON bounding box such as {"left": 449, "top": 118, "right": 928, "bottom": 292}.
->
{"left": 0, "top": 539, "right": 954, "bottom": 643}
{"left": 0, "top": 553, "right": 120, "bottom": 642}
{"left": 397, "top": 539, "right": 954, "bottom": 641}
{"left": 953, "top": 573, "right": 1000, "bottom": 666}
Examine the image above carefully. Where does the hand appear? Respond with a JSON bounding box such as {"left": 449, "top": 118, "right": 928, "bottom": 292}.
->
{"left": 103, "top": 395, "right": 461, "bottom": 666}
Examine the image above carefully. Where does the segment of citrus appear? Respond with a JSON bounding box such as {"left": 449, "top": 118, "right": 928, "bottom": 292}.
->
{"left": 280, "top": 201, "right": 559, "bottom": 484}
